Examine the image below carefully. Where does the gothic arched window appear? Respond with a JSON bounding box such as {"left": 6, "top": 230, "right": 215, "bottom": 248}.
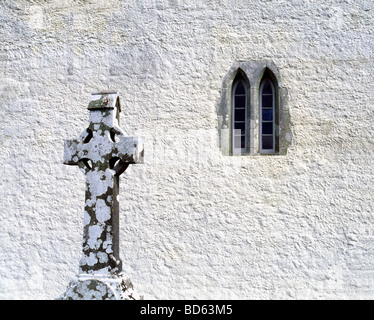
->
{"left": 218, "top": 62, "right": 290, "bottom": 156}
{"left": 232, "top": 76, "right": 249, "bottom": 154}
{"left": 259, "top": 78, "right": 275, "bottom": 153}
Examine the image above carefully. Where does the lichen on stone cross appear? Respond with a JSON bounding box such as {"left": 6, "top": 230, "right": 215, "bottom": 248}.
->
{"left": 63, "top": 92, "right": 144, "bottom": 276}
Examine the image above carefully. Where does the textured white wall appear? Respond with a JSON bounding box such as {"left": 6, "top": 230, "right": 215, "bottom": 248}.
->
{"left": 1, "top": 0, "right": 374, "bottom": 299}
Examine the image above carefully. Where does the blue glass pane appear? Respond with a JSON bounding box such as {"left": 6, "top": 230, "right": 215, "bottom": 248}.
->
{"left": 262, "top": 122, "right": 273, "bottom": 134}
{"left": 234, "top": 109, "right": 245, "bottom": 121}
{"left": 235, "top": 82, "right": 245, "bottom": 95}
{"left": 235, "top": 95, "right": 245, "bottom": 108}
{"left": 262, "top": 109, "right": 273, "bottom": 121}
{"left": 262, "top": 81, "right": 272, "bottom": 94}
{"left": 262, "top": 95, "right": 272, "bottom": 108}
{"left": 262, "top": 136, "right": 273, "bottom": 150}
{"left": 241, "top": 135, "right": 245, "bottom": 148}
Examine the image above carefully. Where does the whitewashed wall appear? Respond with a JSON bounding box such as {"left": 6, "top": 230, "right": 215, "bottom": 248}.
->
{"left": 1, "top": 0, "right": 374, "bottom": 299}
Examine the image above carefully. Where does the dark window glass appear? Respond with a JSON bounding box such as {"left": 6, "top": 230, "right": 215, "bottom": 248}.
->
{"left": 234, "top": 122, "right": 245, "bottom": 134}
{"left": 235, "top": 81, "right": 245, "bottom": 95}
{"left": 262, "top": 122, "right": 273, "bottom": 134}
{"left": 262, "top": 136, "right": 273, "bottom": 149}
{"left": 232, "top": 79, "right": 247, "bottom": 151}
{"left": 262, "top": 95, "right": 272, "bottom": 108}
{"left": 262, "top": 81, "right": 272, "bottom": 94}
{"left": 234, "top": 109, "right": 245, "bottom": 122}
{"left": 262, "top": 109, "right": 273, "bottom": 121}
{"left": 235, "top": 95, "right": 245, "bottom": 108}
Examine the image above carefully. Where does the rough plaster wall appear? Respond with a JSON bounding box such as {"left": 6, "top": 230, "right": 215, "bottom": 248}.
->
{"left": 0, "top": 0, "right": 373, "bottom": 299}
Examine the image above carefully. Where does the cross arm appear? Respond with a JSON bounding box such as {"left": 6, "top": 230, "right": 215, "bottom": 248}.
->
{"left": 111, "top": 127, "right": 144, "bottom": 165}
{"left": 63, "top": 139, "right": 81, "bottom": 165}
{"left": 63, "top": 128, "right": 92, "bottom": 165}
{"left": 115, "top": 138, "right": 144, "bottom": 163}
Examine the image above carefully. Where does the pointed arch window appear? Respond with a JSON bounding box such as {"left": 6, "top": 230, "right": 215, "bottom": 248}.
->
{"left": 260, "top": 79, "right": 275, "bottom": 153}
{"left": 219, "top": 62, "right": 289, "bottom": 156}
{"left": 232, "top": 80, "right": 247, "bottom": 154}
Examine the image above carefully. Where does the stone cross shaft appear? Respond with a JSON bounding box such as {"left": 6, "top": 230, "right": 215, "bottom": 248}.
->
{"left": 63, "top": 92, "right": 144, "bottom": 276}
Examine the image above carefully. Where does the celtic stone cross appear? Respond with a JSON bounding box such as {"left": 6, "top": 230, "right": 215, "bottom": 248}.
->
{"left": 60, "top": 92, "right": 144, "bottom": 300}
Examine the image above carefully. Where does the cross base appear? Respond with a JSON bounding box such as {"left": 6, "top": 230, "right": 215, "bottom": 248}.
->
{"left": 59, "top": 274, "right": 143, "bottom": 300}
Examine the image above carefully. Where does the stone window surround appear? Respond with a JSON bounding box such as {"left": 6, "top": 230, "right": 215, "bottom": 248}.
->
{"left": 218, "top": 61, "right": 291, "bottom": 156}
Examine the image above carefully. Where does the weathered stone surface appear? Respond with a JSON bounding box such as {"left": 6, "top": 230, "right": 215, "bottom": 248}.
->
{"left": 59, "top": 275, "right": 142, "bottom": 300}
